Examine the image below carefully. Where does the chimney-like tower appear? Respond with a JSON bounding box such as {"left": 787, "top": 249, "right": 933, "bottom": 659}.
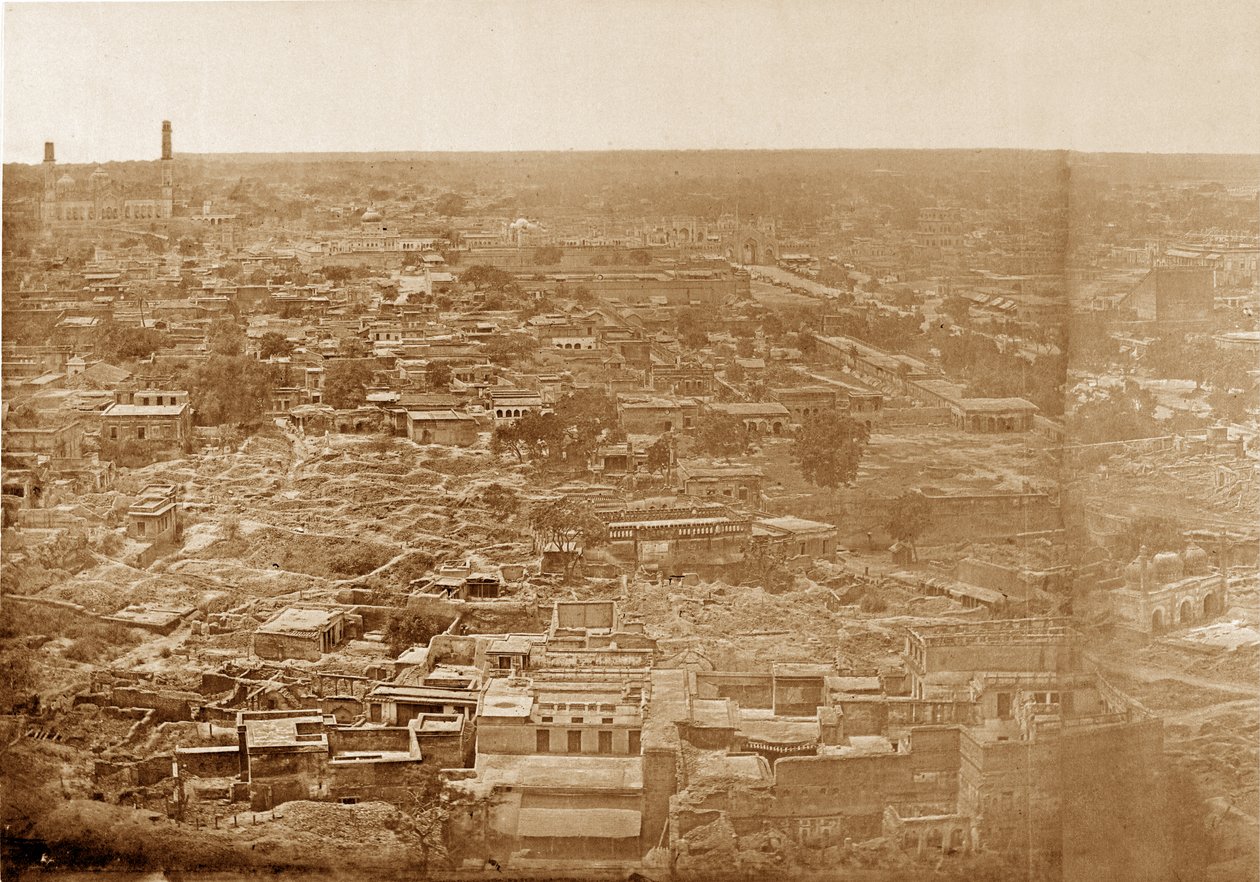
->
{"left": 42, "top": 141, "right": 56, "bottom": 203}
{"left": 160, "top": 121, "right": 174, "bottom": 217}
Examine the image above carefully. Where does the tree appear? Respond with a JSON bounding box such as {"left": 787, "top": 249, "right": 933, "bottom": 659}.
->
{"left": 322, "top": 265, "right": 355, "bottom": 284}
{"left": 491, "top": 411, "right": 563, "bottom": 463}
{"left": 483, "top": 333, "right": 537, "bottom": 367}
{"left": 434, "top": 192, "right": 466, "bottom": 217}
{"left": 533, "top": 246, "right": 564, "bottom": 265}
{"left": 552, "top": 389, "right": 622, "bottom": 465}
{"left": 206, "top": 318, "right": 246, "bottom": 356}
{"left": 341, "top": 336, "right": 372, "bottom": 358}
{"left": 693, "top": 412, "right": 751, "bottom": 461}
{"left": 94, "top": 321, "right": 168, "bottom": 362}
{"left": 572, "top": 284, "right": 595, "bottom": 305}
{"left": 646, "top": 434, "right": 673, "bottom": 480}
{"left": 528, "top": 498, "right": 609, "bottom": 581}
{"left": 675, "top": 307, "right": 710, "bottom": 349}
{"left": 460, "top": 264, "right": 518, "bottom": 292}
{"left": 626, "top": 249, "right": 651, "bottom": 265}
{"left": 258, "top": 331, "right": 295, "bottom": 359}
{"left": 426, "top": 361, "right": 453, "bottom": 390}
{"left": 941, "top": 294, "right": 972, "bottom": 326}
{"left": 478, "top": 483, "right": 520, "bottom": 520}
{"left": 887, "top": 490, "right": 933, "bottom": 562}
{"left": 384, "top": 608, "right": 449, "bottom": 657}
{"left": 792, "top": 412, "right": 870, "bottom": 491}
{"left": 324, "top": 359, "right": 376, "bottom": 409}
{"left": 186, "top": 355, "right": 279, "bottom": 425}
{"left": 1116, "top": 516, "right": 1183, "bottom": 560}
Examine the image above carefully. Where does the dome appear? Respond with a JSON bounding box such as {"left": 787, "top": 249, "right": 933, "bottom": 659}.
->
{"left": 90, "top": 166, "right": 109, "bottom": 179}
{"left": 1124, "top": 556, "right": 1145, "bottom": 588}
{"left": 361, "top": 207, "right": 383, "bottom": 223}
{"left": 1184, "top": 542, "right": 1210, "bottom": 575}
{"left": 56, "top": 172, "right": 76, "bottom": 187}
{"left": 1151, "top": 550, "right": 1185, "bottom": 583}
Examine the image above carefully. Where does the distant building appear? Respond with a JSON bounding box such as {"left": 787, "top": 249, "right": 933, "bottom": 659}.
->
{"left": 40, "top": 121, "right": 175, "bottom": 231}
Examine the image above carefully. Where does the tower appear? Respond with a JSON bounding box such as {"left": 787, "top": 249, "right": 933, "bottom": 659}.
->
{"left": 160, "top": 120, "right": 173, "bottom": 217}
{"left": 42, "top": 142, "right": 56, "bottom": 202}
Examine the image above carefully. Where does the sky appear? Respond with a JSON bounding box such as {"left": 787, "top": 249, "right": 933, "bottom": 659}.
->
{"left": 4, "top": 0, "right": 1260, "bottom": 163}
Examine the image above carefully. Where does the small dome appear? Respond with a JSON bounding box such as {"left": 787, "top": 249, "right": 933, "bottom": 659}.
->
{"left": 1124, "top": 556, "right": 1145, "bottom": 587}
{"left": 90, "top": 166, "right": 109, "bottom": 179}
{"left": 1184, "top": 543, "right": 1210, "bottom": 575}
{"left": 361, "top": 207, "right": 383, "bottom": 223}
{"left": 1151, "top": 550, "right": 1185, "bottom": 583}
{"left": 56, "top": 173, "right": 76, "bottom": 187}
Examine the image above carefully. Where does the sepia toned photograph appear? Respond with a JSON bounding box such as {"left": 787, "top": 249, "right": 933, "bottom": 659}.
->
{"left": 2, "top": 2, "right": 1258, "bottom": 880}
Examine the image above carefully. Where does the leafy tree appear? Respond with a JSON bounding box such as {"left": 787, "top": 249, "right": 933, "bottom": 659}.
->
{"left": 528, "top": 497, "right": 609, "bottom": 581}
{"left": 460, "top": 264, "right": 518, "bottom": 292}
{"left": 384, "top": 608, "right": 449, "bottom": 657}
{"left": 94, "top": 322, "right": 168, "bottom": 362}
{"left": 646, "top": 435, "right": 673, "bottom": 479}
{"left": 941, "top": 294, "right": 972, "bottom": 326}
{"left": 551, "top": 389, "right": 623, "bottom": 464}
{"left": 258, "top": 331, "right": 295, "bottom": 359}
{"left": 533, "top": 246, "right": 564, "bottom": 265}
{"left": 626, "top": 249, "right": 651, "bottom": 265}
{"left": 792, "top": 412, "right": 870, "bottom": 491}
{"left": 426, "top": 361, "right": 453, "bottom": 390}
{"left": 572, "top": 284, "right": 595, "bottom": 305}
{"left": 207, "top": 318, "right": 246, "bottom": 356}
{"left": 887, "top": 490, "right": 933, "bottom": 561}
{"left": 483, "top": 333, "right": 537, "bottom": 367}
{"left": 186, "top": 355, "right": 279, "bottom": 425}
{"left": 434, "top": 192, "right": 467, "bottom": 217}
{"left": 341, "top": 336, "right": 372, "bottom": 358}
{"left": 478, "top": 483, "right": 520, "bottom": 520}
{"left": 246, "top": 268, "right": 269, "bottom": 285}
{"left": 693, "top": 412, "right": 751, "bottom": 461}
{"left": 491, "top": 411, "right": 563, "bottom": 463}
{"left": 322, "top": 265, "right": 356, "bottom": 284}
{"left": 324, "top": 359, "right": 376, "bottom": 409}
{"left": 675, "top": 307, "right": 710, "bottom": 349}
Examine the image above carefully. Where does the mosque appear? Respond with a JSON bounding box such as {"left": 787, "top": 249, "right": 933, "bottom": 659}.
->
{"left": 40, "top": 121, "right": 175, "bottom": 231}
{"left": 1110, "top": 542, "right": 1228, "bottom": 634}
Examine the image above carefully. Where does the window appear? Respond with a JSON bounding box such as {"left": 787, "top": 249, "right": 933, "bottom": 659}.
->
{"left": 536, "top": 729, "right": 550, "bottom": 753}
{"left": 598, "top": 730, "right": 613, "bottom": 754}
{"left": 628, "top": 729, "right": 641, "bottom": 754}
{"left": 567, "top": 730, "right": 583, "bottom": 753}
{"left": 109, "top": 427, "right": 118, "bottom": 440}
{"left": 137, "top": 426, "right": 146, "bottom": 440}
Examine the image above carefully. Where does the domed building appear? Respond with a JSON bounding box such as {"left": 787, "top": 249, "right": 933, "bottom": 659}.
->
{"left": 1110, "top": 542, "right": 1227, "bottom": 634}
{"left": 40, "top": 120, "right": 175, "bottom": 231}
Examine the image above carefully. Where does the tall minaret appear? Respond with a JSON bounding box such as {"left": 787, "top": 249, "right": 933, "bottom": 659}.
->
{"left": 42, "top": 141, "right": 56, "bottom": 205}
{"left": 160, "top": 120, "right": 173, "bottom": 217}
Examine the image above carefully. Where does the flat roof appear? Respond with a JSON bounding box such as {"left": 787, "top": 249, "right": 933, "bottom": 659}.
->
{"left": 475, "top": 753, "right": 643, "bottom": 790}
{"left": 258, "top": 606, "right": 341, "bottom": 638}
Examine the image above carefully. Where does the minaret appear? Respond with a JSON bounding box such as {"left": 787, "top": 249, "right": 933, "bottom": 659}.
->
{"left": 160, "top": 120, "right": 174, "bottom": 217}
{"left": 42, "top": 141, "right": 56, "bottom": 205}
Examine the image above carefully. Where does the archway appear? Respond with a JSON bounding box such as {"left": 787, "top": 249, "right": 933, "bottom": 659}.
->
{"left": 772, "top": 421, "right": 783, "bottom": 435}
{"left": 1178, "top": 599, "right": 1194, "bottom": 626}
{"left": 1151, "top": 608, "right": 1166, "bottom": 633}
{"left": 741, "top": 240, "right": 758, "bottom": 265}
{"left": 1203, "top": 593, "right": 1222, "bottom": 618}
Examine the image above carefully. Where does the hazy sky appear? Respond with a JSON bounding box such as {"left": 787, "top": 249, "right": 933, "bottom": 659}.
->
{"left": 4, "top": 0, "right": 1260, "bottom": 163}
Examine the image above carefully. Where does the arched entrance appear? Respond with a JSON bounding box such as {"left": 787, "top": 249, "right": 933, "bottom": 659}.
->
{"left": 1151, "top": 608, "right": 1166, "bottom": 633}
{"left": 1203, "top": 592, "right": 1222, "bottom": 618}
{"left": 1178, "top": 599, "right": 1194, "bottom": 626}
{"left": 741, "top": 240, "right": 758, "bottom": 264}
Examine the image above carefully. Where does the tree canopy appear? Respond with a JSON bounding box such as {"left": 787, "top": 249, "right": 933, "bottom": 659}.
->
{"left": 207, "top": 318, "right": 246, "bottom": 356}
{"left": 258, "top": 331, "right": 295, "bottom": 359}
{"left": 792, "top": 412, "right": 870, "bottom": 490}
{"left": 186, "top": 355, "right": 279, "bottom": 425}
{"left": 887, "top": 490, "right": 933, "bottom": 559}
{"left": 693, "top": 412, "right": 751, "bottom": 461}
{"left": 323, "top": 359, "right": 376, "bottom": 409}
{"left": 528, "top": 498, "right": 608, "bottom": 580}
